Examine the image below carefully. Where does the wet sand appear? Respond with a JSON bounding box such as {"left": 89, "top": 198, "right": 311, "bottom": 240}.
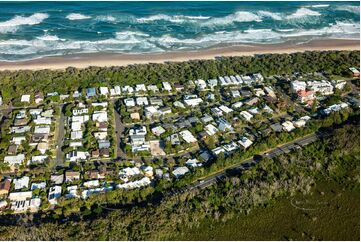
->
{"left": 0, "top": 38, "right": 359, "bottom": 71}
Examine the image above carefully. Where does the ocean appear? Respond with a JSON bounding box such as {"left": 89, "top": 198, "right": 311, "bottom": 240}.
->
{"left": 0, "top": 1, "right": 359, "bottom": 61}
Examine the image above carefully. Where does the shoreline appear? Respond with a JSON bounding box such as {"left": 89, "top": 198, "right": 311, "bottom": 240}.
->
{"left": 0, "top": 38, "right": 359, "bottom": 71}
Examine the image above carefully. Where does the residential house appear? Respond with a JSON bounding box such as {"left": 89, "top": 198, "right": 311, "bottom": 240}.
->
{"left": 349, "top": 67, "right": 360, "bottom": 77}
{"left": 162, "top": 82, "right": 172, "bottom": 92}
{"left": 48, "top": 186, "right": 62, "bottom": 205}
{"left": 195, "top": 79, "right": 207, "bottom": 90}
{"left": 0, "top": 180, "right": 11, "bottom": 197}
{"left": 135, "top": 84, "right": 147, "bottom": 93}
{"left": 204, "top": 124, "right": 218, "bottom": 136}
{"left": 184, "top": 95, "right": 203, "bottom": 106}
{"left": 151, "top": 126, "right": 166, "bottom": 136}
{"left": 99, "top": 87, "right": 109, "bottom": 96}
{"left": 240, "top": 110, "right": 253, "bottom": 122}
{"left": 282, "top": 121, "right": 295, "bottom": 132}
{"left": 217, "top": 118, "right": 233, "bottom": 131}
{"left": 13, "top": 176, "right": 30, "bottom": 190}
{"left": 65, "top": 171, "right": 81, "bottom": 182}
{"left": 92, "top": 111, "right": 108, "bottom": 122}
{"left": 34, "top": 93, "right": 44, "bottom": 104}
{"left": 124, "top": 98, "right": 135, "bottom": 107}
{"left": 172, "top": 166, "right": 190, "bottom": 178}
{"left": 50, "top": 174, "right": 64, "bottom": 185}
{"left": 136, "top": 96, "right": 149, "bottom": 106}
{"left": 8, "top": 191, "right": 32, "bottom": 201}
{"left": 291, "top": 80, "right": 307, "bottom": 92}
{"left": 4, "top": 154, "right": 25, "bottom": 167}
{"left": 297, "top": 90, "right": 315, "bottom": 104}
{"left": 86, "top": 88, "right": 96, "bottom": 98}
{"left": 238, "top": 137, "right": 253, "bottom": 148}
{"left": 65, "top": 150, "right": 89, "bottom": 162}
{"left": 21, "top": 95, "right": 30, "bottom": 103}
{"left": 179, "top": 130, "right": 197, "bottom": 143}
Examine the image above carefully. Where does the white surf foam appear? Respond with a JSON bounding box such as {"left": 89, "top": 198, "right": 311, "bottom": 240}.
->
{"left": 286, "top": 8, "right": 321, "bottom": 19}
{"left": 308, "top": 4, "right": 330, "bottom": 8}
{"left": 0, "top": 13, "right": 49, "bottom": 33}
{"left": 201, "top": 11, "right": 262, "bottom": 27}
{"left": 257, "top": 11, "right": 283, "bottom": 21}
{"left": 66, "top": 13, "right": 91, "bottom": 20}
{"left": 335, "top": 5, "right": 360, "bottom": 14}
{"left": 36, "top": 34, "right": 65, "bottom": 41}
{"left": 96, "top": 15, "right": 117, "bottom": 23}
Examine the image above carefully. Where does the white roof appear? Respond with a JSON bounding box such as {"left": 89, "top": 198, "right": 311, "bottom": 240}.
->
{"left": 172, "top": 166, "right": 190, "bottom": 178}
{"left": 212, "top": 147, "right": 225, "bottom": 155}
{"left": 219, "top": 105, "right": 233, "bottom": 114}
{"left": 240, "top": 111, "right": 253, "bottom": 121}
{"left": 71, "top": 121, "right": 82, "bottom": 131}
{"left": 8, "top": 191, "right": 32, "bottom": 201}
{"left": 92, "top": 111, "right": 108, "bottom": 122}
{"left": 21, "top": 95, "right": 30, "bottom": 103}
{"left": 119, "top": 167, "right": 141, "bottom": 178}
{"left": 84, "top": 180, "right": 100, "bottom": 188}
{"left": 34, "top": 125, "right": 50, "bottom": 134}
{"left": 151, "top": 126, "right": 166, "bottom": 136}
{"left": 185, "top": 158, "right": 201, "bottom": 168}
{"left": 116, "top": 177, "right": 151, "bottom": 190}
{"left": 136, "top": 84, "right": 147, "bottom": 92}
{"left": 238, "top": 137, "right": 253, "bottom": 148}
{"left": 179, "top": 130, "right": 197, "bottom": 143}
{"left": 13, "top": 176, "right": 30, "bottom": 190}
{"left": 184, "top": 98, "right": 203, "bottom": 107}
{"left": 12, "top": 136, "right": 26, "bottom": 145}
{"left": 232, "top": 101, "right": 243, "bottom": 109}
{"left": 162, "top": 82, "right": 172, "bottom": 91}
{"left": 282, "top": 121, "right": 295, "bottom": 132}
{"left": 4, "top": 154, "right": 25, "bottom": 166}
{"left": 99, "top": 87, "right": 109, "bottom": 95}
{"left": 71, "top": 131, "right": 83, "bottom": 140}
{"left": 124, "top": 98, "right": 135, "bottom": 107}
{"left": 205, "top": 124, "right": 218, "bottom": 136}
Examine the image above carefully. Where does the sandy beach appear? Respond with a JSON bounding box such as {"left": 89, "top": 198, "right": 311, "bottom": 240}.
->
{"left": 0, "top": 38, "right": 359, "bottom": 71}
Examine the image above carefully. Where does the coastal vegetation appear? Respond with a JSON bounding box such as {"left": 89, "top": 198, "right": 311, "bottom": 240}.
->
{"left": 0, "top": 50, "right": 359, "bottom": 104}
{"left": 0, "top": 118, "right": 358, "bottom": 240}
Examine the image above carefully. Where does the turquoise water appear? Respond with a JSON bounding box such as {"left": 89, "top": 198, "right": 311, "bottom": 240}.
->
{"left": 0, "top": 1, "right": 359, "bottom": 61}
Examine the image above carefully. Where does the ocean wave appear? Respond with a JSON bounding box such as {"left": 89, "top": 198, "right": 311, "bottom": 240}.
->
{"left": 36, "top": 34, "right": 65, "bottom": 41}
{"left": 201, "top": 11, "right": 263, "bottom": 27}
{"left": 286, "top": 8, "right": 321, "bottom": 19}
{"left": 0, "top": 13, "right": 48, "bottom": 33}
{"left": 335, "top": 5, "right": 360, "bottom": 14}
{"left": 137, "top": 14, "right": 210, "bottom": 23}
{"left": 284, "top": 21, "right": 360, "bottom": 37}
{"left": 257, "top": 11, "right": 283, "bottom": 21}
{"left": 276, "top": 29, "right": 295, "bottom": 32}
{"left": 66, "top": 13, "right": 91, "bottom": 20}
{"left": 95, "top": 15, "right": 117, "bottom": 23}
{"left": 308, "top": 4, "right": 330, "bottom": 8}
{"left": 0, "top": 20, "right": 359, "bottom": 60}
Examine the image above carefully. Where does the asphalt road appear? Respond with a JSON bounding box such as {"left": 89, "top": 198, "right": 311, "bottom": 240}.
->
{"left": 170, "top": 132, "right": 324, "bottom": 195}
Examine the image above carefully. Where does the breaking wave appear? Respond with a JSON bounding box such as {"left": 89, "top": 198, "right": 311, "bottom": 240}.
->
{"left": 95, "top": 15, "right": 117, "bottom": 23}
{"left": 335, "top": 5, "right": 360, "bottom": 14}
{"left": 286, "top": 8, "right": 321, "bottom": 19}
{"left": 0, "top": 13, "right": 49, "bottom": 33}
{"left": 257, "top": 11, "right": 283, "bottom": 21}
{"left": 308, "top": 4, "right": 330, "bottom": 8}
{"left": 66, "top": 13, "right": 91, "bottom": 20}
{"left": 137, "top": 14, "right": 211, "bottom": 23}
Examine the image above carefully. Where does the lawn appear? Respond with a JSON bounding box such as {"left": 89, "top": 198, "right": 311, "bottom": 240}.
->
{"left": 175, "top": 180, "right": 360, "bottom": 241}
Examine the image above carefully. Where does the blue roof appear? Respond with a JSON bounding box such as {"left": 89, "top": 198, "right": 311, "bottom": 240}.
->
{"left": 86, "top": 88, "right": 96, "bottom": 97}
